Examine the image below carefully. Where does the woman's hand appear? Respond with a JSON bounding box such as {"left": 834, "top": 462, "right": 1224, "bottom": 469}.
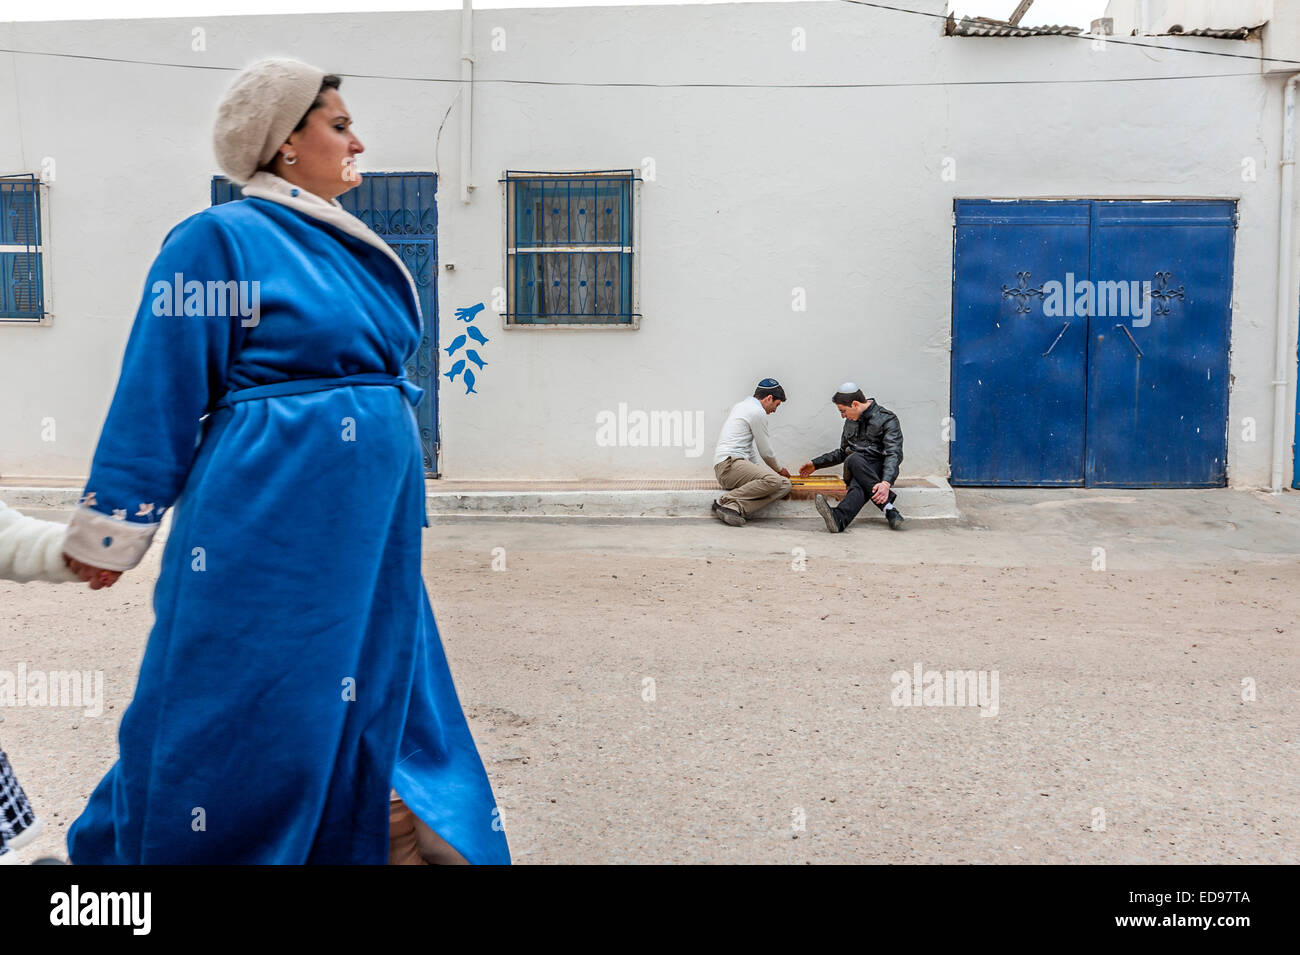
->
{"left": 63, "top": 553, "right": 123, "bottom": 590}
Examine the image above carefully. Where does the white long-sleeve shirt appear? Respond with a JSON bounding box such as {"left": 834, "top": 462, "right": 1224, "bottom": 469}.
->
{"left": 713, "top": 396, "right": 779, "bottom": 467}
{"left": 0, "top": 500, "right": 79, "bottom": 583}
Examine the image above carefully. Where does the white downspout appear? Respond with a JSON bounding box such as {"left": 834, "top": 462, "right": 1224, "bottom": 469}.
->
{"left": 459, "top": 0, "right": 474, "bottom": 204}
{"left": 1270, "top": 75, "right": 1298, "bottom": 491}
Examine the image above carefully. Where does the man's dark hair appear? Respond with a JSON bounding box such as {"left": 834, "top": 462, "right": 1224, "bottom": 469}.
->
{"left": 293, "top": 74, "right": 343, "bottom": 132}
{"left": 832, "top": 388, "right": 867, "bottom": 406}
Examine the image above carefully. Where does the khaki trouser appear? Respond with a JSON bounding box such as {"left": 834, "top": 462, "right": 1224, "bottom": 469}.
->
{"left": 714, "top": 457, "right": 792, "bottom": 518}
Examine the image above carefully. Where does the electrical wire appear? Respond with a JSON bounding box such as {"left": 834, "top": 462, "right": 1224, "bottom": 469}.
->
{"left": 0, "top": 0, "right": 1294, "bottom": 89}
{"left": 0, "top": 46, "right": 1266, "bottom": 89}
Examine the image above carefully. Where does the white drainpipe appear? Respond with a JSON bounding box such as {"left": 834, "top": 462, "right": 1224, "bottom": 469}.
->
{"left": 459, "top": 0, "right": 474, "bottom": 203}
{"left": 1271, "top": 74, "right": 1298, "bottom": 491}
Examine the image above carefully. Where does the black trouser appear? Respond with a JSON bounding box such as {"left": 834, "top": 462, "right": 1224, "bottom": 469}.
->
{"left": 831, "top": 451, "right": 897, "bottom": 528}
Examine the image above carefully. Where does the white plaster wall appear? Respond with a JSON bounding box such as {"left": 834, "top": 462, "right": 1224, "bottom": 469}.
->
{"left": 1101, "top": 2, "right": 1299, "bottom": 75}
{"left": 0, "top": 2, "right": 1293, "bottom": 487}
{"left": 1103, "top": 0, "right": 1273, "bottom": 35}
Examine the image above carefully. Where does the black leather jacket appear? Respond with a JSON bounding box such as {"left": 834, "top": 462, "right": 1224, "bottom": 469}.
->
{"left": 811, "top": 400, "right": 904, "bottom": 485}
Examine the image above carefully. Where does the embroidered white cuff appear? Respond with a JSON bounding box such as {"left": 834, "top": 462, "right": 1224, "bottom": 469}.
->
{"left": 62, "top": 504, "right": 161, "bottom": 572}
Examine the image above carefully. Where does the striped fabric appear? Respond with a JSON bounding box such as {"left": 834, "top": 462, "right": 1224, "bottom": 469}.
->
{"left": 0, "top": 748, "right": 37, "bottom": 850}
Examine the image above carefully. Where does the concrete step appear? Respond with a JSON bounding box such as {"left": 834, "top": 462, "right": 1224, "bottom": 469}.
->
{"left": 424, "top": 476, "right": 958, "bottom": 520}
{"left": 0, "top": 476, "right": 960, "bottom": 521}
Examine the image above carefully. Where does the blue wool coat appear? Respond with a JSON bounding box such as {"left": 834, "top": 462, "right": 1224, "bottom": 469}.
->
{"left": 63, "top": 175, "right": 510, "bottom": 864}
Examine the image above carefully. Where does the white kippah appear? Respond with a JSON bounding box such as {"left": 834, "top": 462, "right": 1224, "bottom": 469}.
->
{"left": 837, "top": 381, "right": 859, "bottom": 393}
{"left": 213, "top": 57, "right": 327, "bottom": 185}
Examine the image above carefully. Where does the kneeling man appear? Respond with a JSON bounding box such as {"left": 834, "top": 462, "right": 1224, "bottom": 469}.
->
{"left": 711, "top": 378, "right": 792, "bottom": 527}
{"left": 799, "top": 382, "right": 905, "bottom": 532}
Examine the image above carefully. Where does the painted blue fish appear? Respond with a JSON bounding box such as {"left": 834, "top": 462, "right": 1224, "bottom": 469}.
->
{"left": 465, "top": 349, "right": 488, "bottom": 369}
{"left": 454, "top": 303, "right": 486, "bottom": 323}
{"left": 444, "top": 334, "right": 467, "bottom": 356}
{"left": 466, "top": 326, "right": 489, "bottom": 345}
{"left": 464, "top": 368, "right": 477, "bottom": 394}
{"left": 444, "top": 358, "right": 466, "bottom": 381}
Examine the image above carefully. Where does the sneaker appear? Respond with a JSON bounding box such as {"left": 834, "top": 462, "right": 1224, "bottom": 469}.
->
{"left": 886, "top": 507, "right": 905, "bottom": 530}
{"left": 814, "top": 494, "right": 841, "bottom": 533}
{"left": 711, "top": 499, "right": 745, "bottom": 527}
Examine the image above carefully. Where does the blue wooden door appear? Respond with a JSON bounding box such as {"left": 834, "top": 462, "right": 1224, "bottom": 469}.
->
{"left": 337, "top": 174, "right": 439, "bottom": 475}
{"left": 212, "top": 172, "right": 440, "bottom": 474}
{"left": 951, "top": 201, "right": 1090, "bottom": 485}
{"left": 951, "top": 199, "right": 1234, "bottom": 487}
{"left": 1086, "top": 202, "right": 1234, "bottom": 487}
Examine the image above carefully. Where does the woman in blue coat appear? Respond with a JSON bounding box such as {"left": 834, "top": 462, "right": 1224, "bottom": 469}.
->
{"left": 60, "top": 58, "right": 510, "bottom": 865}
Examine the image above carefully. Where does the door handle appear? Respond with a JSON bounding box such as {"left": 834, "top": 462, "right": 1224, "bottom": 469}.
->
{"left": 1116, "top": 324, "right": 1143, "bottom": 357}
{"left": 1042, "top": 322, "right": 1070, "bottom": 357}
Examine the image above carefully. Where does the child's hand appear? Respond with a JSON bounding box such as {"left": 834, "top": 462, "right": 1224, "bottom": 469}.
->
{"left": 63, "top": 553, "right": 122, "bottom": 590}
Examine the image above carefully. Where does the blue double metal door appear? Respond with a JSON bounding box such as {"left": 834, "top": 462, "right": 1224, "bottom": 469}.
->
{"left": 951, "top": 199, "right": 1235, "bottom": 487}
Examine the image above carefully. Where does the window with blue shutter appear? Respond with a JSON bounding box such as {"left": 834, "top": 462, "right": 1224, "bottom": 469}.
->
{"left": 504, "top": 170, "right": 638, "bottom": 326}
{"left": 1, "top": 176, "right": 44, "bottom": 322}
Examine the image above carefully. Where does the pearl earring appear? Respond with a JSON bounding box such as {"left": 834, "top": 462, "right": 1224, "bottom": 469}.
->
{"left": 284, "top": 154, "right": 298, "bottom": 165}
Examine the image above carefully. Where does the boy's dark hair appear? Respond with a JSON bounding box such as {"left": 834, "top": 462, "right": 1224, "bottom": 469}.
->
{"left": 832, "top": 388, "right": 867, "bottom": 406}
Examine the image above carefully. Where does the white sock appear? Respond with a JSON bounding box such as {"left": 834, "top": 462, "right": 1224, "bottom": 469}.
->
{"left": 883, "top": 502, "right": 895, "bottom": 511}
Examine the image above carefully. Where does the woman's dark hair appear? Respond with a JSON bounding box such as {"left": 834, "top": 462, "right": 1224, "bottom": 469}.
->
{"left": 292, "top": 74, "right": 342, "bottom": 132}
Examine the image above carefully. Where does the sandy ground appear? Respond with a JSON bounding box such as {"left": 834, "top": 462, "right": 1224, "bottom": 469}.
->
{"left": 2, "top": 488, "right": 1297, "bottom": 864}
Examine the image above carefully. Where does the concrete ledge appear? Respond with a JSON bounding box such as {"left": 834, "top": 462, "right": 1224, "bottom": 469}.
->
{"left": 425, "top": 476, "right": 959, "bottom": 520}
{"left": 0, "top": 486, "right": 82, "bottom": 510}
{"left": 0, "top": 476, "right": 961, "bottom": 521}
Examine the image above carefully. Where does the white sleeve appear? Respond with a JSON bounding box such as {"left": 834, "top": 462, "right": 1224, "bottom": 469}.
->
{"left": 0, "top": 501, "right": 80, "bottom": 583}
{"left": 749, "top": 404, "right": 777, "bottom": 466}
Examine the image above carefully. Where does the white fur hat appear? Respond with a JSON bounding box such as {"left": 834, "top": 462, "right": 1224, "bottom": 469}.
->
{"left": 213, "top": 57, "right": 327, "bottom": 184}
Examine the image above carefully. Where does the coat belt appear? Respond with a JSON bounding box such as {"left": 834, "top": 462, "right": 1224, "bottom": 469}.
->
{"left": 214, "top": 372, "right": 424, "bottom": 411}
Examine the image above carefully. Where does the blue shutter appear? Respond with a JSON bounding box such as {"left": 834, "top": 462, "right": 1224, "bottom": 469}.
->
{"left": 509, "top": 173, "right": 634, "bottom": 324}
{"left": 1, "top": 251, "right": 42, "bottom": 319}
{"left": 1, "top": 179, "right": 43, "bottom": 321}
